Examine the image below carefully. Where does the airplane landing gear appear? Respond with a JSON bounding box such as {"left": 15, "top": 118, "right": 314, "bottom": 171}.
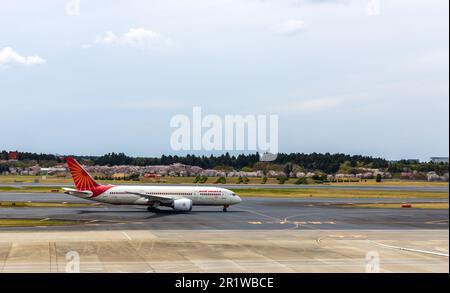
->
{"left": 147, "top": 206, "right": 160, "bottom": 212}
{"left": 223, "top": 205, "right": 229, "bottom": 212}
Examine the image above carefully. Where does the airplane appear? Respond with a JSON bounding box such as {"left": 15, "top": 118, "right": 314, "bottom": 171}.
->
{"left": 62, "top": 157, "right": 242, "bottom": 212}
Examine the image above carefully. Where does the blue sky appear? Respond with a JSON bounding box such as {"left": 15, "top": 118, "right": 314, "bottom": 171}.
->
{"left": 0, "top": 0, "right": 448, "bottom": 161}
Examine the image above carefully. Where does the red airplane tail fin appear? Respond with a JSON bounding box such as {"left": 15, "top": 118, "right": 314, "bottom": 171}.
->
{"left": 65, "top": 157, "right": 99, "bottom": 191}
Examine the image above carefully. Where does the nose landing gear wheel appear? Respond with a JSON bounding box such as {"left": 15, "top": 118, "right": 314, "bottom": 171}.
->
{"left": 223, "top": 205, "right": 229, "bottom": 212}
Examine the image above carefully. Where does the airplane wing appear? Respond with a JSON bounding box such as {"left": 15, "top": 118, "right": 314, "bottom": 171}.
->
{"left": 125, "top": 191, "right": 174, "bottom": 204}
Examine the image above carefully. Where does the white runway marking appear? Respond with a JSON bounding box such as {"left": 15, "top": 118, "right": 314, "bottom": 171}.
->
{"left": 371, "top": 241, "right": 449, "bottom": 257}
{"left": 122, "top": 231, "right": 132, "bottom": 241}
{"left": 248, "top": 221, "right": 262, "bottom": 225}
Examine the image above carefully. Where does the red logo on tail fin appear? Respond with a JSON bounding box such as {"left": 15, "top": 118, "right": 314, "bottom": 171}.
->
{"left": 65, "top": 157, "right": 99, "bottom": 191}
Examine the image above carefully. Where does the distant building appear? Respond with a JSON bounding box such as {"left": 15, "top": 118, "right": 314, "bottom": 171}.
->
{"left": 144, "top": 173, "right": 162, "bottom": 178}
{"left": 8, "top": 151, "right": 18, "bottom": 161}
{"left": 40, "top": 167, "right": 67, "bottom": 175}
{"left": 430, "top": 157, "right": 449, "bottom": 164}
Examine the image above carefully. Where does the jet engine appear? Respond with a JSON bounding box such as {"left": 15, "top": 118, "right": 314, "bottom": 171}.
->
{"left": 172, "top": 198, "right": 193, "bottom": 211}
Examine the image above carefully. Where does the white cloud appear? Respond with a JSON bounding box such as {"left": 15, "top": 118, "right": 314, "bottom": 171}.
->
{"left": 366, "top": 0, "right": 381, "bottom": 16}
{"left": 0, "top": 47, "right": 45, "bottom": 67}
{"left": 95, "top": 28, "right": 173, "bottom": 50}
{"left": 406, "top": 47, "right": 449, "bottom": 72}
{"left": 274, "top": 94, "right": 370, "bottom": 114}
{"left": 274, "top": 20, "right": 307, "bottom": 36}
{"left": 81, "top": 44, "right": 92, "bottom": 49}
{"left": 43, "top": 99, "right": 187, "bottom": 111}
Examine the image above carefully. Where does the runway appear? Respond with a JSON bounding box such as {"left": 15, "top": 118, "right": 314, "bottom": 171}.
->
{"left": 0, "top": 182, "right": 448, "bottom": 192}
{"left": 0, "top": 192, "right": 448, "bottom": 231}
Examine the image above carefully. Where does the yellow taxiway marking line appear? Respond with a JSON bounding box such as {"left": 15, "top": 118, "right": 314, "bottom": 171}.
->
{"left": 426, "top": 219, "right": 449, "bottom": 224}
{"left": 248, "top": 221, "right": 263, "bottom": 225}
{"left": 329, "top": 235, "right": 345, "bottom": 238}
{"left": 235, "top": 207, "right": 281, "bottom": 222}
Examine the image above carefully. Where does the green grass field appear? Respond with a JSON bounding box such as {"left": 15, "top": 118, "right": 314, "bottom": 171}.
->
{"left": 0, "top": 219, "right": 80, "bottom": 227}
{"left": 0, "top": 175, "right": 448, "bottom": 187}
{"left": 0, "top": 186, "right": 65, "bottom": 193}
{"left": 0, "top": 201, "right": 97, "bottom": 208}
{"left": 340, "top": 203, "right": 449, "bottom": 209}
{"left": 0, "top": 185, "right": 447, "bottom": 199}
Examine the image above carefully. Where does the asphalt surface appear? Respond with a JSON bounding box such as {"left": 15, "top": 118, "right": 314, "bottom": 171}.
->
{"left": 0, "top": 192, "right": 448, "bottom": 231}
{"left": 0, "top": 182, "right": 448, "bottom": 192}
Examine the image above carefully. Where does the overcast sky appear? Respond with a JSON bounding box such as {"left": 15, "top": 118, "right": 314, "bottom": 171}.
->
{"left": 0, "top": 0, "right": 448, "bottom": 161}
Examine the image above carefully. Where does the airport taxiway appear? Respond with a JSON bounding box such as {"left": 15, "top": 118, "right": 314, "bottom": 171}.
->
{"left": 0, "top": 192, "right": 448, "bottom": 231}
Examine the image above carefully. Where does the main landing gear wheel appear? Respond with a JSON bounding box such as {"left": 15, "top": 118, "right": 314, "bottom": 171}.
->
{"left": 147, "top": 206, "right": 159, "bottom": 212}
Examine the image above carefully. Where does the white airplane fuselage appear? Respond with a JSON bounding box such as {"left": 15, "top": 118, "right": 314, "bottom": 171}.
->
{"left": 65, "top": 185, "right": 242, "bottom": 211}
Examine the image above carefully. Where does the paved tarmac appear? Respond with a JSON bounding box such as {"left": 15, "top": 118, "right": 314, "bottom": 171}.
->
{"left": 0, "top": 229, "right": 447, "bottom": 272}
{"left": 0, "top": 193, "right": 447, "bottom": 231}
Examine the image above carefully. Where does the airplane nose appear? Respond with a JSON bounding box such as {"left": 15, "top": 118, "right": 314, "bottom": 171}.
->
{"left": 235, "top": 196, "right": 242, "bottom": 204}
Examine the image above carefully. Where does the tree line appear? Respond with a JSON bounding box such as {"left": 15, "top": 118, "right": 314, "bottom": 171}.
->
{"left": 1, "top": 150, "right": 447, "bottom": 174}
